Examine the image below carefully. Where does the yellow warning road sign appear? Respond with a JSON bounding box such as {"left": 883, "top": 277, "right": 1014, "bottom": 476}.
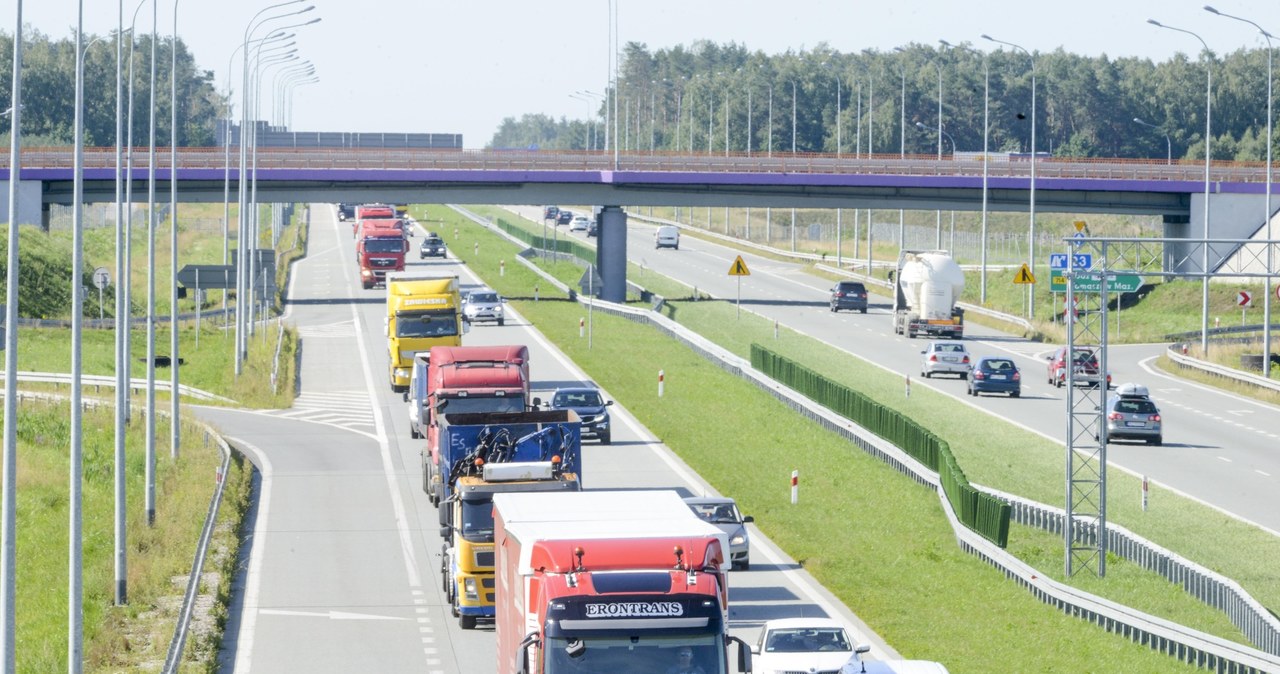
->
{"left": 1013, "top": 263, "right": 1036, "bottom": 284}
{"left": 728, "top": 255, "right": 751, "bottom": 276}
{"left": 1073, "top": 220, "right": 1088, "bottom": 233}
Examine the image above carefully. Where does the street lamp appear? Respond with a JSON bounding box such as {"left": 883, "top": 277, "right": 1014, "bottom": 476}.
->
{"left": 943, "top": 40, "right": 992, "bottom": 303}
{"left": 1148, "top": 19, "right": 1213, "bottom": 355}
{"left": 1206, "top": 5, "right": 1274, "bottom": 377}
{"left": 983, "top": 34, "right": 1038, "bottom": 319}
{"left": 169, "top": 0, "right": 181, "bottom": 464}
{"left": 915, "top": 121, "right": 955, "bottom": 153}
{"left": 791, "top": 79, "right": 797, "bottom": 252}
{"left": 111, "top": 0, "right": 135, "bottom": 610}
{"left": 1132, "top": 117, "right": 1172, "bottom": 165}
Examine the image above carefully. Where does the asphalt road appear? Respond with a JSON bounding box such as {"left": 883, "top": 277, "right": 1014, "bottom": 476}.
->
{"left": 199, "top": 205, "right": 895, "bottom": 673}
{"left": 520, "top": 206, "right": 1280, "bottom": 534}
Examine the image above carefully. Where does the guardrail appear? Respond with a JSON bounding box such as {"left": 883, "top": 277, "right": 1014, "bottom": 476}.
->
{"left": 1165, "top": 346, "right": 1280, "bottom": 395}
{"left": 461, "top": 210, "right": 1280, "bottom": 670}
{"left": 0, "top": 370, "right": 236, "bottom": 403}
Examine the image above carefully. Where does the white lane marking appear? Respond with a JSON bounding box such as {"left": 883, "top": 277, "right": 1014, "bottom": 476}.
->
{"left": 258, "top": 609, "right": 406, "bottom": 621}
{"left": 1259, "top": 470, "right": 1273, "bottom": 477}
{"left": 228, "top": 436, "right": 271, "bottom": 674}
{"left": 1139, "top": 355, "right": 1280, "bottom": 413}
{"left": 1218, "top": 456, "right": 1234, "bottom": 463}
{"left": 1227, "top": 410, "right": 1254, "bottom": 417}
{"left": 345, "top": 216, "right": 421, "bottom": 589}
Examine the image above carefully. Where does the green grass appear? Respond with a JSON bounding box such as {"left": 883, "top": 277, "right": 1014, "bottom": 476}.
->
{"left": 426, "top": 203, "right": 1274, "bottom": 672}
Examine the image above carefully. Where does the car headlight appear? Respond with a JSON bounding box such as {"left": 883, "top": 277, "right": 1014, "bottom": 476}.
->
{"left": 731, "top": 535, "right": 746, "bottom": 546}
{"left": 493, "top": 306, "right": 503, "bottom": 314}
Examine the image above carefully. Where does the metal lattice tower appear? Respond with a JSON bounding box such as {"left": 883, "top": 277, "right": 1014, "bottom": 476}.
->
{"left": 1063, "top": 233, "right": 1279, "bottom": 577}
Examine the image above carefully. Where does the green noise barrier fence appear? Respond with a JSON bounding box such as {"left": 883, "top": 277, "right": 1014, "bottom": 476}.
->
{"left": 496, "top": 217, "right": 596, "bottom": 262}
{"left": 751, "top": 344, "right": 1011, "bottom": 548}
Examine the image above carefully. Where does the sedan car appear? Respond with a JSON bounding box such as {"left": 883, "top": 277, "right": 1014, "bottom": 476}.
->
{"left": 1104, "top": 383, "right": 1162, "bottom": 445}
{"left": 570, "top": 215, "right": 591, "bottom": 232}
{"left": 419, "top": 235, "right": 447, "bottom": 259}
{"left": 555, "top": 210, "right": 573, "bottom": 225}
{"left": 683, "top": 496, "right": 753, "bottom": 570}
{"left": 920, "top": 342, "right": 971, "bottom": 379}
{"left": 829, "top": 281, "right": 868, "bottom": 313}
{"left": 461, "top": 290, "right": 505, "bottom": 326}
{"left": 546, "top": 387, "right": 613, "bottom": 444}
{"left": 1046, "top": 346, "right": 1111, "bottom": 388}
{"left": 967, "top": 357, "right": 1021, "bottom": 397}
{"left": 754, "top": 618, "right": 951, "bottom": 674}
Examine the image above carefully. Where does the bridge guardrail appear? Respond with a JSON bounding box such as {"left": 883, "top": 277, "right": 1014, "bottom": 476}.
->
{"left": 459, "top": 208, "right": 1280, "bottom": 669}
{"left": 1165, "top": 345, "right": 1280, "bottom": 395}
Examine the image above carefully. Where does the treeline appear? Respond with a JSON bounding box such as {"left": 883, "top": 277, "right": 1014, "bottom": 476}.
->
{"left": 490, "top": 40, "right": 1278, "bottom": 162}
{"left": 0, "top": 29, "right": 223, "bottom": 147}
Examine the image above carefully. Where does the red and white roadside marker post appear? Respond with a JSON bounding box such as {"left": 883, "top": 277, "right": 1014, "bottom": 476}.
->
{"left": 905, "top": 375, "right": 911, "bottom": 398}
{"left": 658, "top": 370, "right": 665, "bottom": 397}
{"left": 1142, "top": 475, "right": 1149, "bottom": 512}
{"left": 790, "top": 470, "right": 799, "bottom": 504}
{"left": 579, "top": 317, "right": 585, "bottom": 338}
{"left": 500, "top": 259, "right": 505, "bottom": 276}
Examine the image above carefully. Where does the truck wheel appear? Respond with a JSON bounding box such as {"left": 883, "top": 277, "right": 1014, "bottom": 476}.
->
{"left": 1055, "top": 377, "right": 1063, "bottom": 389}
{"left": 459, "top": 614, "right": 477, "bottom": 630}
{"left": 410, "top": 427, "right": 421, "bottom": 440}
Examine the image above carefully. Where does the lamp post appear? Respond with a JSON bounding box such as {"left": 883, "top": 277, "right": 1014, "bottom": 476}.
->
{"left": 124, "top": 0, "right": 149, "bottom": 429}
{"left": 1148, "top": 19, "right": 1213, "bottom": 355}
{"left": 893, "top": 48, "right": 908, "bottom": 254}
{"left": 1132, "top": 117, "right": 1172, "bottom": 164}
{"left": 943, "top": 40, "right": 992, "bottom": 303}
{"left": 112, "top": 0, "right": 134, "bottom": 610}
{"left": 983, "top": 34, "right": 1037, "bottom": 319}
{"left": 71, "top": 2, "right": 87, "bottom": 665}
{"left": 1, "top": 0, "right": 20, "bottom": 661}
{"left": 791, "top": 79, "right": 797, "bottom": 252}
{"left": 169, "top": 0, "right": 181, "bottom": 463}
{"left": 915, "top": 121, "right": 955, "bottom": 153}
{"left": 1206, "top": 6, "right": 1274, "bottom": 377}
{"left": 144, "top": 0, "right": 158, "bottom": 527}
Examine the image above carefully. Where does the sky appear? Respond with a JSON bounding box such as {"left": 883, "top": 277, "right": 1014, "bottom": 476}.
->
{"left": 2, "top": 0, "right": 1278, "bottom": 149}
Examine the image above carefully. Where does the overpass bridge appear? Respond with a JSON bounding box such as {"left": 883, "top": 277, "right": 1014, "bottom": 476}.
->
{"left": 4, "top": 147, "right": 1277, "bottom": 302}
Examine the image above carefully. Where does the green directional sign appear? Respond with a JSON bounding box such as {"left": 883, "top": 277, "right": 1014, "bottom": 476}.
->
{"left": 1050, "top": 273, "right": 1142, "bottom": 293}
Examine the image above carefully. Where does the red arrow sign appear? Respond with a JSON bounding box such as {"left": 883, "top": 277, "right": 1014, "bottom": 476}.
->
{"left": 1237, "top": 291, "right": 1252, "bottom": 307}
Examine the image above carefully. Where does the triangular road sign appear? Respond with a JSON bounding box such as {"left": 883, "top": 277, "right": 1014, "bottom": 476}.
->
{"left": 728, "top": 255, "right": 751, "bottom": 276}
{"left": 1013, "top": 263, "right": 1036, "bottom": 285}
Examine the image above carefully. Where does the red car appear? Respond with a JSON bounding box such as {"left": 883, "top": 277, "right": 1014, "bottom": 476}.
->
{"left": 1045, "top": 346, "right": 1110, "bottom": 388}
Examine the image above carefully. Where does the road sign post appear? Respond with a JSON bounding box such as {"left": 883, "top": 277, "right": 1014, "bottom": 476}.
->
{"left": 728, "top": 255, "right": 751, "bottom": 319}
{"left": 92, "top": 267, "right": 110, "bottom": 321}
{"left": 1238, "top": 290, "right": 1252, "bottom": 326}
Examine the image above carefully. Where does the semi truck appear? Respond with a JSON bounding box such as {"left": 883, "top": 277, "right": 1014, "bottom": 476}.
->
{"left": 891, "top": 249, "right": 965, "bottom": 340}
{"left": 441, "top": 461, "right": 580, "bottom": 629}
{"left": 385, "top": 271, "right": 464, "bottom": 392}
{"left": 353, "top": 203, "right": 396, "bottom": 237}
{"left": 355, "top": 222, "right": 409, "bottom": 289}
{"left": 405, "top": 344, "right": 533, "bottom": 440}
{"left": 423, "top": 408, "right": 582, "bottom": 509}
{"left": 492, "top": 490, "right": 752, "bottom": 674}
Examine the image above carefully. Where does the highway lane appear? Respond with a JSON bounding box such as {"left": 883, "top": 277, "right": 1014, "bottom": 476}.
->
{"left": 202, "top": 205, "right": 899, "bottom": 673}
{"left": 518, "top": 206, "right": 1280, "bottom": 533}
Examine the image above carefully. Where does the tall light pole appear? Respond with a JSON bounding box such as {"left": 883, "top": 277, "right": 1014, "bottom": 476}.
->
{"left": 144, "top": 0, "right": 158, "bottom": 527}
{"left": 791, "top": 79, "right": 797, "bottom": 252}
{"left": 1206, "top": 6, "right": 1274, "bottom": 377}
{"left": 169, "top": 0, "right": 181, "bottom": 462}
{"left": 124, "top": 0, "right": 149, "bottom": 429}
{"left": 113, "top": 0, "right": 135, "bottom": 610}
{"left": 984, "top": 34, "right": 1038, "bottom": 319}
{"left": 944, "top": 40, "right": 992, "bottom": 303}
{"left": 1, "top": 0, "right": 20, "bottom": 663}
{"left": 1148, "top": 19, "right": 1213, "bottom": 355}
{"left": 1132, "top": 117, "right": 1172, "bottom": 165}
{"left": 70, "top": 2, "right": 87, "bottom": 667}
{"left": 893, "top": 48, "right": 908, "bottom": 254}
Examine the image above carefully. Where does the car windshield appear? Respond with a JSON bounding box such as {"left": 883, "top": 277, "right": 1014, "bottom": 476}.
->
{"left": 1115, "top": 399, "right": 1158, "bottom": 414}
{"left": 423, "top": 237, "right": 443, "bottom": 246}
{"left": 1071, "top": 349, "right": 1097, "bottom": 363}
{"left": 363, "top": 238, "right": 404, "bottom": 253}
{"left": 763, "top": 627, "right": 851, "bottom": 653}
{"left": 395, "top": 311, "right": 459, "bottom": 338}
{"left": 984, "top": 359, "right": 1015, "bottom": 371}
{"left": 838, "top": 283, "right": 863, "bottom": 292}
{"left": 935, "top": 344, "right": 965, "bottom": 353}
{"left": 689, "top": 502, "right": 740, "bottom": 524}
{"left": 468, "top": 293, "right": 498, "bottom": 304}
{"left": 460, "top": 498, "right": 495, "bottom": 537}
{"left": 554, "top": 390, "right": 603, "bottom": 407}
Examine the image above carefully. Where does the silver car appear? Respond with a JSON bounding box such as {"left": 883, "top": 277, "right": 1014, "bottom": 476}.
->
{"left": 1104, "top": 383, "right": 1163, "bottom": 446}
{"left": 920, "top": 341, "right": 971, "bottom": 379}
{"left": 684, "top": 496, "right": 752, "bottom": 570}
{"left": 461, "top": 290, "right": 505, "bottom": 326}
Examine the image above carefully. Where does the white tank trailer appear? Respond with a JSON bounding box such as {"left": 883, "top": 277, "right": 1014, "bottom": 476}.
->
{"left": 892, "top": 250, "right": 966, "bottom": 339}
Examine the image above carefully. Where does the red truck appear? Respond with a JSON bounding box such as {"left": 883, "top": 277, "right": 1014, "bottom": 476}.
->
{"left": 356, "top": 222, "right": 409, "bottom": 289}
{"left": 421, "top": 345, "right": 534, "bottom": 505}
{"left": 353, "top": 203, "right": 396, "bottom": 237}
{"left": 492, "top": 490, "right": 751, "bottom": 674}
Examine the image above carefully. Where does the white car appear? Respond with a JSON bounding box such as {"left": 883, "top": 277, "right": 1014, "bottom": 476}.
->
{"left": 461, "top": 290, "right": 505, "bottom": 326}
{"left": 919, "top": 341, "right": 971, "bottom": 379}
{"left": 570, "top": 215, "right": 591, "bottom": 232}
{"left": 754, "top": 618, "right": 950, "bottom": 674}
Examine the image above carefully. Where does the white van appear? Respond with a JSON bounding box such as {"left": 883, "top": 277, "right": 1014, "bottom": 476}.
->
{"left": 655, "top": 225, "right": 680, "bottom": 250}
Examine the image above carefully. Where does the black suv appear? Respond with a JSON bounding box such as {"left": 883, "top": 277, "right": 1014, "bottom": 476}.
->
{"left": 556, "top": 210, "right": 574, "bottom": 225}
{"left": 543, "top": 205, "right": 559, "bottom": 220}
{"left": 419, "top": 235, "right": 447, "bottom": 259}
{"left": 830, "top": 281, "right": 868, "bottom": 313}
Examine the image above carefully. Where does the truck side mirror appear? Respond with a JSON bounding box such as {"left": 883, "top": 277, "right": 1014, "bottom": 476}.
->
{"left": 531, "top": 397, "right": 542, "bottom": 408}
{"left": 439, "top": 526, "right": 450, "bottom": 538}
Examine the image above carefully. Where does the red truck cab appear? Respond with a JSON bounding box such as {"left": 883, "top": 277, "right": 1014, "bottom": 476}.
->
{"left": 356, "top": 222, "right": 409, "bottom": 288}
{"left": 353, "top": 203, "right": 396, "bottom": 237}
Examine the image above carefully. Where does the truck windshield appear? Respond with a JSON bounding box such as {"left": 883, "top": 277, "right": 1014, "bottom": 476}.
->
{"left": 363, "top": 238, "right": 404, "bottom": 253}
{"left": 459, "top": 499, "right": 495, "bottom": 537}
{"left": 438, "top": 395, "right": 526, "bottom": 415}
{"left": 396, "top": 311, "right": 459, "bottom": 338}
{"left": 544, "top": 635, "right": 725, "bottom": 674}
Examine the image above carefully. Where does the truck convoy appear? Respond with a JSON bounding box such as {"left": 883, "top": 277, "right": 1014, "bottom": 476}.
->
{"left": 892, "top": 250, "right": 965, "bottom": 340}
{"left": 441, "top": 459, "right": 581, "bottom": 629}
{"left": 418, "top": 344, "right": 532, "bottom": 442}
{"left": 492, "top": 490, "right": 752, "bottom": 674}
{"left": 353, "top": 203, "right": 396, "bottom": 237}
{"left": 385, "top": 271, "right": 464, "bottom": 392}
{"left": 355, "top": 221, "right": 409, "bottom": 289}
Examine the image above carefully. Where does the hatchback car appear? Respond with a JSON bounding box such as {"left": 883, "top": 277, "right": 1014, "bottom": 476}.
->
{"left": 920, "top": 342, "right": 971, "bottom": 379}
{"left": 556, "top": 210, "right": 573, "bottom": 225}
{"left": 570, "top": 215, "right": 590, "bottom": 232}
{"left": 1105, "top": 383, "right": 1162, "bottom": 445}
{"left": 419, "top": 235, "right": 447, "bottom": 259}
{"left": 543, "top": 205, "right": 559, "bottom": 220}
{"left": 829, "top": 281, "right": 868, "bottom": 313}
{"left": 587, "top": 220, "right": 599, "bottom": 237}
{"left": 546, "top": 387, "right": 613, "bottom": 444}
{"left": 968, "top": 357, "right": 1021, "bottom": 397}
{"left": 1046, "top": 346, "right": 1110, "bottom": 388}
{"left": 684, "top": 496, "right": 753, "bottom": 570}
{"left": 461, "top": 290, "right": 505, "bottom": 326}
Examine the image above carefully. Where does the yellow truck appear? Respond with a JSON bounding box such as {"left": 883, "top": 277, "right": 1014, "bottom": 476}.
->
{"left": 385, "top": 271, "right": 465, "bottom": 392}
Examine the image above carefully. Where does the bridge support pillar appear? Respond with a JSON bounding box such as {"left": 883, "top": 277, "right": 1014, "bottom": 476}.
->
{"left": 1168, "top": 193, "right": 1275, "bottom": 276}
{"left": 597, "top": 206, "right": 628, "bottom": 303}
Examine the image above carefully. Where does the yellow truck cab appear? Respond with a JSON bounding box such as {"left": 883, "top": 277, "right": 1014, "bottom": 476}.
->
{"left": 385, "top": 271, "right": 465, "bottom": 392}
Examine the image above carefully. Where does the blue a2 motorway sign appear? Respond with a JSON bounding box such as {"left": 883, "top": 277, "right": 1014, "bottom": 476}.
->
{"left": 1049, "top": 253, "right": 1092, "bottom": 270}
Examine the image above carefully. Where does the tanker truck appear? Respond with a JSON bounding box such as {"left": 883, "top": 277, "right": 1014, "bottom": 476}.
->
{"left": 891, "top": 250, "right": 965, "bottom": 339}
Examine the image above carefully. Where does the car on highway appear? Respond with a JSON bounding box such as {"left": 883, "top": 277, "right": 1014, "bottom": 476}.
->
{"left": 587, "top": 219, "right": 598, "bottom": 237}
{"left": 419, "top": 235, "right": 447, "bottom": 259}
{"left": 570, "top": 215, "right": 590, "bottom": 232}
{"left": 967, "top": 357, "right": 1021, "bottom": 397}
{"left": 655, "top": 224, "right": 680, "bottom": 249}
{"left": 1104, "top": 383, "right": 1162, "bottom": 446}
{"left": 683, "top": 496, "right": 753, "bottom": 570}
{"left": 556, "top": 210, "right": 574, "bottom": 226}
{"left": 461, "top": 290, "right": 505, "bottom": 326}
{"left": 829, "top": 280, "right": 868, "bottom": 313}
{"left": 1046, "top": 346, "right": 1110, "bottom": 388}
{"left": 546, "top": 386, "right": 613, "bottom": 444}
{"left": 920, "top": 341, "right": 971, "bottom": 379}
{"left": 543, "top": 205, "right": 559, "bottom": 220}
{"left": 753, "top": 618, "right": 951, "bottom": 674}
